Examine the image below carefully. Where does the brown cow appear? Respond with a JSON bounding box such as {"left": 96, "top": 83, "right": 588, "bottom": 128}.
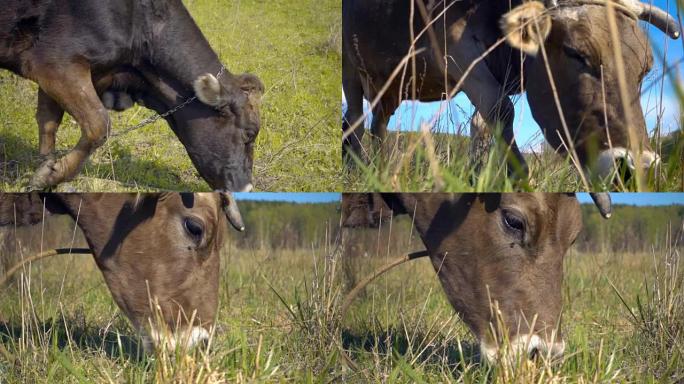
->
{"left": 341, "top": 193, "right": 611, "bottom": 362}
{"left": 1, "top": 0, "right": 263, "bottom": 191}
{"left": 0, "top": 192, "right": 244, "bottom": 352}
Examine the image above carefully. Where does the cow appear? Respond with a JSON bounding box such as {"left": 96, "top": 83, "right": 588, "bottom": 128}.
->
{"left": 0, "top": 192, "right": 245, "bottom": 352}
{"left": 0, "top": 0, "right": 264, "bottom": 191}
{"left": 341, "top": 192, "right": 611, "bottom": 362}
{"left": 342, "top": 0, "right": 680, "bottom": 184}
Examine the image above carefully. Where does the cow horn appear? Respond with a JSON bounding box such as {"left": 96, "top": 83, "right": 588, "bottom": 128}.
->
{"left": 589, "top": 193, "right": 612, "bottom": 219}
{"left": 220, "top": 192, "right": 245, "bottom": 231}
{"left": 621, "top": 0, "right": 681, "bottom": 39}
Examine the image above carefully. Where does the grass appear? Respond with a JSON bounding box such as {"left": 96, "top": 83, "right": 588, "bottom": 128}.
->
{"left": 0, "top": 211, "right": 682, "bottom": 382}
{"left": 343, "top": 107, "right": 683, "bottom": 194}
{"left": 342, "top": 2, "right": 684, "bottom": 192}
{"left": 0, "top": 0, "right": 341, "bottom": 192}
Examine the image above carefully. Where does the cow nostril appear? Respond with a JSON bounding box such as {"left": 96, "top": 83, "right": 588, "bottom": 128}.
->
{"left": 615, "top": 156, "right": 634, "bottom": 184}
{"left": 197, "top": 337, "right": 209, "bottom": 351}
{"left": 529, "top": 346, "right": 540, "bottom": 360}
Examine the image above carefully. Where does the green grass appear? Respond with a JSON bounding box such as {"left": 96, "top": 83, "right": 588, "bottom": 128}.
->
{"left": 343, "top": 124, "right": 683, "bottom": 193}
{"left": 0, "top": 0, "right": 341, "bottom": 192}
{"left": 1, "top": 214, "right": 682, "bottom": 382}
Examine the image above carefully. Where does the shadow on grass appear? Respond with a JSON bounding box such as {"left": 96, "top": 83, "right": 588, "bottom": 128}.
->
{"left": 0, "top": 132, "right": 36, "bottom": 186}
{"left": 341, "top": 327, "right": 482, "bottom": 374}
{"left": 0, "top": 130, "right": 204, "bottom": 191}
{"left": 0, "top": 317, "right": 145, "bottom": 362}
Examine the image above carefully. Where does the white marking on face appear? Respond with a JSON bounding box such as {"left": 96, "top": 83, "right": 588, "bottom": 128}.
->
{"left": 596, "top": 147, "right": 660, "bottom": 179}
{"left": 555, "top": 7, "right": 585, "bottom": 21}
{"left": 141, "top": 326, "right": 210, "bottom": 353}
{"left": 480, "top": 334, "right": 565, "bottom": 364}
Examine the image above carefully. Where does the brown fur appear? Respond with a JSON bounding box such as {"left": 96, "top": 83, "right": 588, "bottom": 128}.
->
{"left": 0, "top": 193, "right": 234, "bottom": 341}
{"left": 341, "top": 193, "right": 583, "bottom": 347}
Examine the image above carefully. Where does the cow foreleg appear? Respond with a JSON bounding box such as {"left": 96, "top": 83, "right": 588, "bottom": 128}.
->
{"left": 499, "top": 101, "right": 527, "bottom": 179}
{"left": 369, "top": 98, "right": 393, "bottom": 159}
{"left": 460, "top": 70, "right": 527, "bottom": 179}
{"left": 36, "top": 89, "right": 64, "bottom": 159}
{"left": 469, "top": 101, "right": 526, "bottom": 179}
{"left": 29, "top": 65, "right": 110, "bottom": 189}
{"left": 342, "top": 58, "right": 368, "bottom": 165}
{"left": 469, "top": 110, "right": 493, "bottom": 175}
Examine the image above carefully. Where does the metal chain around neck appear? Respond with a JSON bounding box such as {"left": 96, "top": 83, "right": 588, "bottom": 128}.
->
{"left": 109, "top": 65, "right": 226, "bottom": 138}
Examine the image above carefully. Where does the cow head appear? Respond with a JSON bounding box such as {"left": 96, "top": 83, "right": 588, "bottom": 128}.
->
{"left": 502, "top": 0, "right": 680, "bottom": 184}
{"left": 86, "top": 193, "right": 245, "bottom": 352}
{"left": 189, "top": 73, "right": 264, "bottom": 191}
{"left": 0, "top": 192, "right": 244, "bottom": 352}
{"left": 135, "top": 67, "right": 264, "bottom": 192}
{"left": 93, "top": 66, "right": 263, "bottom": 191}
{"left": 341, "top": 193, "right": 611, "bottom": 363}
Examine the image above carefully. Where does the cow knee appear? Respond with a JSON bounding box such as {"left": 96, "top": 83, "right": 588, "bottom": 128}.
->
{"left": 85, "top": 109, "right": 111, "bottom": 148}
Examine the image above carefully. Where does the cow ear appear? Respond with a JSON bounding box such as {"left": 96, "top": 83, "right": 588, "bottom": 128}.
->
{"left": 238, "top": 74, "right": 264, "bottom": 97}
{"left": 238, "top": 73, "right": 264, "bottom": 110}
{"left": 0, "top": 193, "right": 46, "bottom": 226}
{"left": 193, "top": 73, "right": 228, "bottom": 107}
{"left": 341, "top": 194, "right": 395, "bottom": 228}
{"left": 501, "top": 1, "right": 552, "bottom": 56}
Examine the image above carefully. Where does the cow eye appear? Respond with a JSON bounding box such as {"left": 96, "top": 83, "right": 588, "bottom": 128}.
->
{"left": 184, "top": 218, "right": 204, "bottom": 243}
{"left": 502, "top": 210, "right": 525, "bottom": 236}
{"left": 562, "top": 45, "right": 591, "bottom": 67}
{"left": 244, "top": 129, "right": 257, "bottom": 144}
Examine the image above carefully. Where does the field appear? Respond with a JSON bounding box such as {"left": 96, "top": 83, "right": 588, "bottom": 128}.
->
{"left": 0, "top": 202, "right": 682, "bottom": 383}
{"left": 343, "top": 128, "right": 684, "bottom": 193}
{"left": 0, "top": 0, "right": 341, "bottom": 192}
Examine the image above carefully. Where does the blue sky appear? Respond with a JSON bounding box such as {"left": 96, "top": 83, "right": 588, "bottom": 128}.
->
{"left": 236, "top": 193, "right": 683, "bottom": 206}
{"left": 342, "top": 0, "right": 682, "bottom": 151}
{"left": 577, "top": 193, "right": 684, "bottom": 206}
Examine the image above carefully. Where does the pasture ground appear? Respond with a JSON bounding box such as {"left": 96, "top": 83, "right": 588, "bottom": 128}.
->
{"left": 0, "top": 215, "right": 682, "bottom": 383}
{"left": 0, "top": 0, "right": 341, "bottom": 192}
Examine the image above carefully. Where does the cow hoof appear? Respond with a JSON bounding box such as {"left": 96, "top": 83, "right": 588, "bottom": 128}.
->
{"left": 29, "top": 158, "right": 62, "bottom": 190}
{"left": 38, "top": 152, "right": 56, "bottom": 164}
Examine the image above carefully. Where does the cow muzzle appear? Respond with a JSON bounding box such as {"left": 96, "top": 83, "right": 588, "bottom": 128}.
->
{"left": 480, "top": 334, "right": 565, "bottom": 364}
{"left": 596, "top": 148, "right": 660, "bottom": 183}
{"left": 141, "top": 325, "right": 211, "bottom": 353}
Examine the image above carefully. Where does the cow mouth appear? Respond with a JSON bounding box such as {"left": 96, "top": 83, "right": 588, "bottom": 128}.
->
{"left": 207, "top": 179, "right": 252, "bottom": 193}
{"left": 479, "top": 334, "right": 565, "bottom": 364}
{"left": 141, "top": 325, "right": 211, "bottom": 354}
{"left": 595, "top": 148, "right": 660, "bottom": 184}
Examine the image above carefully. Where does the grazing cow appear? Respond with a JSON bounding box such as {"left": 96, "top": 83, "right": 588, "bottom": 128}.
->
{"left": 341, "top": 192, "right": 611, "bottom": 362}
{"left": 342, "top": 0, "right": 680, "bottom": 182}
{"left": 0, "top": 192, "right": 245, "bottom": 351}
{"left": 0, "top": 0, "right": 264, "bottom": 191}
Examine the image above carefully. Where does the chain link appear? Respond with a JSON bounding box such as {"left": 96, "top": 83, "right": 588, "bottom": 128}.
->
{"left": 109, "top": 65, "right": 226, "bottom": 138}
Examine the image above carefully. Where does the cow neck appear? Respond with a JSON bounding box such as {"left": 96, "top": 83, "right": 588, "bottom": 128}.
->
{"left": 51, "top": 194, "right": 157, "bottom": 263}
{"left": 479, "top": 2, "right": 525, "bottom": 94}
{"left": 0, "top": 193, "right": 45, "bottom": 226}
{"left": 136, "top": 1, "right": 230, "bottom": 97}
{"left": 406, "top": 194, "right": 475, "bottom": 257}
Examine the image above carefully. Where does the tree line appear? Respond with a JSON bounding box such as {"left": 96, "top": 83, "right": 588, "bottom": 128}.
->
{"left": 1, "top": 201, "right": 681, "bottom": 259}
{"left": 239, "top": 201, "right": 682, "bottom": 254}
